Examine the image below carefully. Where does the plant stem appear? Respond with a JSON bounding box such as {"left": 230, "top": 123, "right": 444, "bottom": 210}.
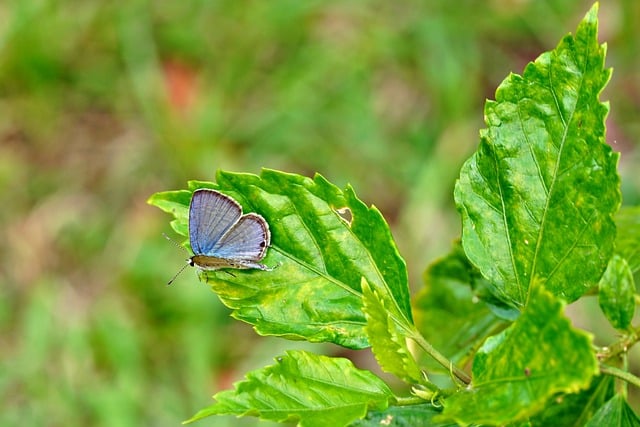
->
{"left": 598, "top": 325, "right": 640, "bottom": 362}
{"left": 394, "top": 396, "right": 430, "bottom": 406}
{"left": 621, "top": 354, "right": 629, "bottom": 399}
{"left": 409, "top": 330, "right": 472, "bottom": 385}
{"left": 600, "top": 364, "right": 640, "bottom": 389}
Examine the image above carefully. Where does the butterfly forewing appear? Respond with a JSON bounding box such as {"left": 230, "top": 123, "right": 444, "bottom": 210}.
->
{"left": 211, "top": 213, "right": 270, "bottom": 261}
{"left": 189, "top": 189, "right": 242, "bottom": 255}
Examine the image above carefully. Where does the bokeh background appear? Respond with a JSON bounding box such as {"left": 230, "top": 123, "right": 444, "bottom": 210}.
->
{"left": 1, "top": 1, "right": 638, "bottom": 425}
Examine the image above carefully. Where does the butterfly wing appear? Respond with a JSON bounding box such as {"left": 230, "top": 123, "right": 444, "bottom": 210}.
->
{"left": 211, "top": 213, "right": 270, "bottom": 262}
{"left": 189, "top": 189, "right": 242, "bottom": 255}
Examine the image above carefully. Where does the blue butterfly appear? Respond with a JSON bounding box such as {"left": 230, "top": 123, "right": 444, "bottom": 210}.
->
{"left": 168, "top": 189, "right": 271, "bottom": 284}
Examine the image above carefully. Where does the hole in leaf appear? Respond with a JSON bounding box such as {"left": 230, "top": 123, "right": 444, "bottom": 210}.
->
{"left": 334, "top": 207, "right": 352, "bottom": 226}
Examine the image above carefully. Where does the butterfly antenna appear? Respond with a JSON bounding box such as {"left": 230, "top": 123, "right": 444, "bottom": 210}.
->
{"left": 163, "top": 233, "right": 192, "bottom": 285}
{"left": 163, "top": 232, "right": 190, "bottom": 255}
{"left": 167, "top": 261, "right": 191, "bottom": 286}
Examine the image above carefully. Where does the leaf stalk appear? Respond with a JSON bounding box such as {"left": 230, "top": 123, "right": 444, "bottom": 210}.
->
{"left": 409, "top": 329, "right": 471, "bottom": 385}
{"left": 600, "top": 363, "right": 640, "bottom": 390}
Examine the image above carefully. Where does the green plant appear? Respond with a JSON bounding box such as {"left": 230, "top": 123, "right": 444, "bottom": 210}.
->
{"left": 148, "top": 5, "right": 640, "bottom": 425}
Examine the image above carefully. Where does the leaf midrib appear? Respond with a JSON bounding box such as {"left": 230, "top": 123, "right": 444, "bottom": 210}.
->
{"left": 527, "top": 47, "right": 587, "bottom": 304}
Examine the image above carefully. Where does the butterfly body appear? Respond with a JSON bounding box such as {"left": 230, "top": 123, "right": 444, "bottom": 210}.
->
{"left": 187, "top": 189, "right": 271, "bottom": 272}
{"left": 189, "top": 253, "right": 269, "bottom": 271}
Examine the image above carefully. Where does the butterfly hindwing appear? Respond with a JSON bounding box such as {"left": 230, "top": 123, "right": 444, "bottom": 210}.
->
{"left": 211, "top": 213, "right": 270, "bottom": 262}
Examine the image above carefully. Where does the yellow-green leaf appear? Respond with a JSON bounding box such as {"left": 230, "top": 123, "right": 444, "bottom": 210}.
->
{"left": 362, "top": 278, "right": 423, "bottom": 384}
{"left": 441, "top": 284, "right": 598, "bottom": 425}
{"left": 454, "top": 3, "right": 620, "bottom": 308}
{"left": 186, "top": 350, "right": 394, "bottom": 427}
{"left": 598, "top": 254, "right": 635, "bottom": 330}
{"left": 148, "top": 169, "right": 412, "bottom": 349}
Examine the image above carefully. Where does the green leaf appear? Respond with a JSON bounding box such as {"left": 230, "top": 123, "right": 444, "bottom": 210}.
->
{"left": 585, "top": 394, "right": 640, "bottom": 427}
{"left": 598, "top": 254, "right": 635, "bottom": 330}
{"left": 148, "top": 169, "right": 412, "bottom": 349}
{"left": 441, "top": 284, "right": 598, "bottom": 425}
{"left": 413, "top": 242, "right": 507, "bottom": 372}
{"left": 186, "top": 350, "right": 394, "bottom": 427}
{"left": 361, "top": 278, "right": 422, "bottom": 384}
{"left": 454, "top": 4, "right": 620, "bottom": 308}
{"left": 530, "top": 375, "right": 614, "bottom": 426}
{"left": 147, "top": 189, "right": 192, "bottom": 237}
{"left": 350, "top": 403, "right": 457, "bottom": 427}
{"left": 615, "top": 206, "right": 640, "bottom": 274}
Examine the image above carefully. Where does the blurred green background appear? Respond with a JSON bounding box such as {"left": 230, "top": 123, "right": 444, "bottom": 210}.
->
{"left": 1, "top": 1, "right": 638, "bottom": 425}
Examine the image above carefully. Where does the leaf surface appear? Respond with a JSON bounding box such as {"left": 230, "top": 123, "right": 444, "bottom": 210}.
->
{"left": 350, "top": 403, "right": 457, "bottom": 427}
{"left": 413, "top": 242, "right": 506, "bottom": 373}
{"left": 615, "top": 206, "right": 640, "bottom": 274}
{"left": 148, "top": 169, "right": 411, "bottom": 349}
{"left": 361, "top": 278, "right": 422, "bottom": 384}
{"left": 585, "top": 394, "right": 640, "bottom": 427}
{"left": 441, "top": 284, "right": 598, "bottom": 425}
{"left": 530, "top": 375, "right": 613, "bottom": 426}
{"left": 454, "top": 4, "right": 620, "bottom": 307}
{"left": 598, "top": 254, "right": 635, "bottom": 330}
{"left": 186, "top": 350, "right": 394, "bottom": 427}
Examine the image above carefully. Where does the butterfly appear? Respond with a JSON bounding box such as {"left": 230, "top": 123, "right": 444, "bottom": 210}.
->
{"left": 168, "top": 189, "right": 272, "bottom": 284}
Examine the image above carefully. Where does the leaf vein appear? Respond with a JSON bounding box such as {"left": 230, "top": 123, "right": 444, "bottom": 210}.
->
{"left": 490, "top": 135, "right": 524, "bottom": 302}
{"left": 528, "top": 46, "right": 586, "bottom": 299}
